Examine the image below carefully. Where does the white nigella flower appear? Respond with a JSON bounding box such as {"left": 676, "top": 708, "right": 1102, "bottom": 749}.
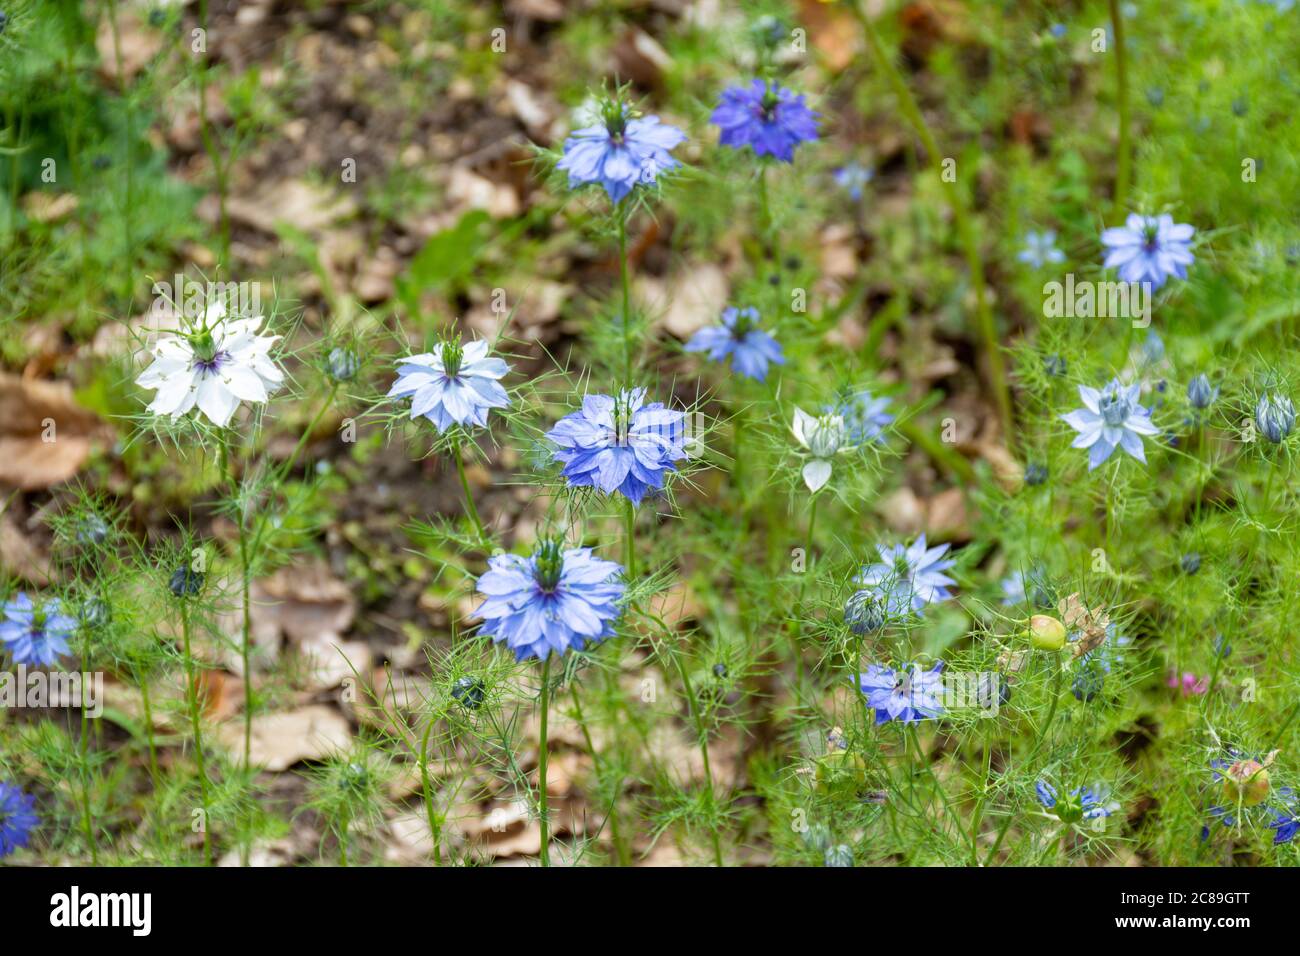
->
{"left": 791, "top": 407, "right": 856, "bottom": 492}
{"left": 135, "top": 303, "right": 284, "bottom": 428}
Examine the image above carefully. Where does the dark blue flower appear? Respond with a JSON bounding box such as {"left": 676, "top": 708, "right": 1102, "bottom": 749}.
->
{"left": 1268, "top": 789, "right": 1298, "bottom": 844}
{"left": 1100, "top": 213, "right": 1195, "bottom": 290}
{"left": 547, "top": 388, "right": 687, "bottom": 506}
{"left": 0, "top": 782, "right": 38, "bottom": 858}
{"left": 1036, "top": 780, "right": 1116, "bottom": 821}
{"left": 0, "top": 593, "right": 74, "bottom": 666}
{"left": 855, "top": 535, "right": 956, "bottom": 618}
{"left": 854, "top": 661, "right": 945, "bottom": 724}
{"left": 475, "top": 541, "right": 625, "bottom": 661}
{"left": 684, "top": 306, "right": 785, "bottom": 381}
{"left": 556, "top": 106, "right": 686, "bottom": 204}
{"left": 711, "top": 79, "right": 819, "bottom": 162}
{"left": 387, "top": 338, "right": 511, "bottom": 433}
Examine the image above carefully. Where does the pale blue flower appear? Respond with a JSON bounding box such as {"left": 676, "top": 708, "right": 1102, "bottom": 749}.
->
{"left": 1100, "top": 213, "right": 1195, "bottom": 289}
{"left": 388, "top": 338, "right": 510, "bottom": 432}
{"left": 1017, "top": 230, "right": 1065, "bottom": 269}
{"left": 1061, "top": 379, "right": 1160, "bottom": 469}
{"left": 557, "top": 103, "right": 685, "bottom": 204}
{"left": 833, "top": 162, "right": 873, "bottom": 200}
{"left": 855, "top": 661, "right": 945, "bottom": 724}
{"left": 0, "top": 593, "right": 74, "bottom": 667}
{"left": 855, "top": 535, "right": 956, "bottom": 618}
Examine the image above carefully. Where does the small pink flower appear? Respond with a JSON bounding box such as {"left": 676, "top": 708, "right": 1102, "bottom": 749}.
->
{"left": 1167, "top": 670, "right": 1208, "bottom": 696}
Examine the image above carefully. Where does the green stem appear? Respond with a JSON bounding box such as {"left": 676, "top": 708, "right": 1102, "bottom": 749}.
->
{"left": 791, "top": 494, "right": 819, "bottom": 690}
{"left": 78, "top": 625, "right": 99, "bottom": 865}
{"left": 571, "top": 682, "right": 629, "bottom": 865}
{"left": 671, "top": 653, "right": 725, "bottom": 866}
{"left": 180, "top": 601, "right": 214, "bottom": 866}
{"left": 219, "top": 436, "right": 253, "bottom": 868}
{"left": 419, "top": 715, "right": 442, "bottom": 865}
{"left": 623, "top": 498, "right": 637, "bottom": 580}
{"left": 851, "top": 1, "right": 1013, "bottom": 442}
{"left": 452, "top": 437, "right": 488, "bottom": 544}
{"left": 538, "top": 657, "right": 552, "bottom": 867}
{"left": 618, "top": 204, "right": 633, "bottom": 386}
{"left": 1108, "top": 0, "right": 1131, "bottom": 219}
{"left": 984, "top": 654, "right": 1064, "bottom": 865}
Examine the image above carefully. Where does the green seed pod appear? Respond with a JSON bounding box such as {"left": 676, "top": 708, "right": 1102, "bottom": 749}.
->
{"left": 1027, "top": 614, "right": 1067, "bottom": 651}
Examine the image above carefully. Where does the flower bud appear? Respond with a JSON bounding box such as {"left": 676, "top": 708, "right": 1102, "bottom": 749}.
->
{"left": 326, "top": 346, "right": 360, "bottom": 383}
{"left": 451, "top": 676, "right": 486, "bottom": 710}
{"left": 1187, "top": 374, "right": 1217, "bottom": 410}
{"left": 1220, "top": 760, "right": 1270, "bottom": 807}
{"left": 824, "top": 844, "right": 854, "bottom": 867}
{"left": 1027, "top": 614, "right": 1067, "bottom": 650}
{"left": 169, "top": 566, "right": 204, "bottom": 598}
{"left": 1024, "top": 463, "right": 1048, "bottom": 486}
{"left": 1256, "top": 393, "right": 1295, "bottom": 443}
{"left": 844, "top": 589, "right": 885, "bottom": 635}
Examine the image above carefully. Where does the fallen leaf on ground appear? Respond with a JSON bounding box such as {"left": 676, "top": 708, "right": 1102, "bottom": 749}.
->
{"left": 218, "top": 704, "right": 352, "bottom": 771}
{"left": 0, "top": 373, "right": 110, "bottom": 491}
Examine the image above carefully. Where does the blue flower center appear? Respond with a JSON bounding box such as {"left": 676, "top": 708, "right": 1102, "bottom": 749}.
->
{"left": 1142, "top": 224, "right": 1159, "bottom": 252}
{"left": 729, "top": 309, "right": 756, "bottom": 338}
{"left": 1099, "top": 391, "right": 1131, "bottom": 426}
{"left": 191, "top": 351, "right": 229, "bottom": 375}
{"left": 188, "top": 328, "right": 227, "bottom": 373}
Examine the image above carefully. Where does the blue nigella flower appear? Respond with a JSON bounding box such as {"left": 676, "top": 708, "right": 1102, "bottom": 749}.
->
{"left": 825, "top": 389, "right": 893, "bottom": 445}
{"left": 1268, "top": 790, "right": 1299, "bottom": 845}
{"left": 0, "top": 782, "right": 38, "bottom": 858}
{"left": 556, "top": 103, "right": 686, "bottom": 204}
{"left": 1017, "top": 229, "right": 1066, "bottom": 269}
{"left": 1187, "top": 373, "right": 1218, "bottom": 410}
{"left": 1061, "top": 379, "right": 1160, "bottom": 469}
{"left": 387, "top": 338, "right": 510, "bottom": 432}
{"left": 833, "top": 162, "right": 873, "bottom": 200}
{"left": 855, "top": 535, "right": 956, "bottom": 618}
{"left": 475, "top": 541, "right": 625, "bottom": 662}
{"left": 0, "top": 593, "right": 74, "bottom": 667}
{"left": 547, "top": 388, "right": 687, "bottom": 506}
{"left": 1036, "top": 780, "right": 1116, "bottom": 822}
{"left": 1255, "top": 392, "right": 1295, "bottom": 443}
{"left": 711, "top": 79, "right": 819, "bottom": 163}
{"left": 854, "top": 661, "right": 945, "bottom": 725}
{"left": 684, "top": 306, "right": 785, "bottom": 382}
{"left": 1100, "top": 213, "right": 1195, "bottom": 289}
